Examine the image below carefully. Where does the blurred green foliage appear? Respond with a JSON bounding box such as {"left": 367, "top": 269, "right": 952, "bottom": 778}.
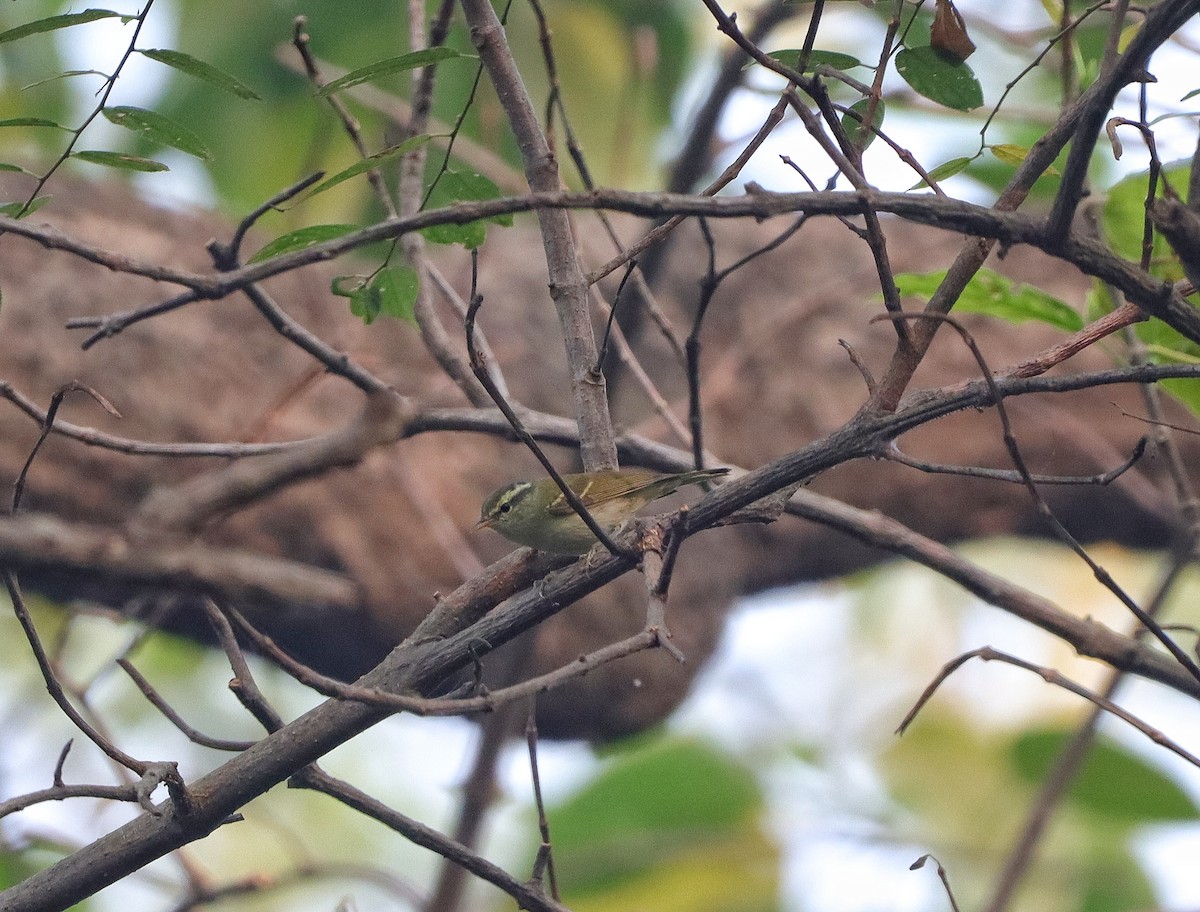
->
{"left": 0, "top": 0, "right": 695, "bottom": 218}
{"left": 548, "top": 736, "right": 778, "bottom": 912}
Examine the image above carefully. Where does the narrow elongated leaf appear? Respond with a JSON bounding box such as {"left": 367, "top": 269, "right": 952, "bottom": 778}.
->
{"left": 138, "top": 49, "right": 261, "bottom": 100}
{"left": 22, "top": 69, "right": 107, "bottom": 90}
{"left": 894, "top": 268, "right": 1083, "bottom": 332}
{"left": 988, "top": 143, "right": 1060, "bottom": 176}
{"left": 1117, "top": 21, "right": 1142, "bottom": 52}
{"left": 1040, "top": 0, "right": 1064, "bottom": 21}
{"left": 0, "top": 197, "right": 51, "bottom": 218}
{"left": 102, "top": 106, "right": 211, "bottom": 160}
{"left": 895, "top": 45, "right": 983, "bottom": 111}
{"left": 317, "top": 47, "right": 470, "bottom": 96}
{"left": 761, "top": 49, "right": 863, "bottom": 72}
{"left": 72, "top": 150, "right": 169, "bottom": 172}
{"left": 308, "top": 135, "right": 434, "bottom": 197}
{"left": 248, "top": 224, "right": 358, "bottom": 264}
{"left": 910, "top": 155, "right": 973, "bottom": 189}
{"left": 0, "top": 118, "right": 65, "bottom": 130}
{"left": 0, "top": 10, "right": 123, "bottom": 45}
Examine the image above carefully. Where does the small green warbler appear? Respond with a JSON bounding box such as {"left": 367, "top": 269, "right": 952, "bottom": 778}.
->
{"left": 476, "top": 467, "right": 729, "bottom": 554}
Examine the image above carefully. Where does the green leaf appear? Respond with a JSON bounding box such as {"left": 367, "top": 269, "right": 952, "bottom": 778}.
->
{"left": 549, "top": 737, "right": 764, "bottom": 893}
{"left": 308, "top": 135, "right": 435, "bottom": 197}
{"left": 0, "top": 197, "right": 51, "bottom": 218}
{"left": 1040, "top": 0, "right": 1064, "bottom": 22}
{"left": 423, "top": 211, "right": 485, "bottom": 249}
{"left": 1103, "top": 164, "right": 1190, "bottom": 276}
{"left": 884, "top": 711, "right": 1156, "bottom": 911}
{"left": 347, "top": 283, "right": 381, "bottom": 323}
{"left": 21, "top": 69, "right": 107, "bottom": 91}
{"left": 910, "top": 155, "right": 973, "bottom": 189}
{"left": 344, "top": 267, "right": 419, "bottom": 325}
{"left": 0, "top": 164, "right": 29, "bottom": 174}
{"left": 989, "top": 143, "right": 1029, "bottom": 167}
{"left": 988, "top": 143, "right": 1061, "bottom": 177}
{"left": 894, "top": 267, "right": 1083, "bottom": 332}
{"left": 330, "top": 275, "right": 366, "bottom": 297}
{"left": 841, "top": 97, "right": 883, "bottom": 150}
{"left": 0, "top": 9, "right": 123, "bottom": 45}
{"left": 102, "top": 106, "right": 211, "bottom": 160}
{"left": 71, "top": 150, "right": 168, "bottom": 172}
{"left": 895, "top": 45, "right": 983, "bottom": 111}
{"left": 138, "top": 49, "right": 261, "bottom": 100}
{"left": 1182, "top": 87, "right": 1200, "bottom": 103}
{"left": 332, "top": 275, "right": 365, "bottom": 298}
{"left": 1133, "top": 317, "right": 1200, "bottom": 416}
{"left": 0, "top": 117, "right": 65, "bottom": 130}
{"left": 247, "top": 224, "right": 358, "bottom": 264}
{"left": 1012, "top": 730, "right": 1200, "bottom": 821}
{"left": 420, "top": 169, "right": 511, "bottom": 249}
{"left": 1117, "top": 21, "right": 1142, "bottom": 53}
{"left": 316, "top": 47, "right": 471, "bottom": 96}
{"left": 761, "top": 48, "right": 864, "bottom": 72}
{"left": 1096, "top": 169, "right": 1200, "bottom": 414}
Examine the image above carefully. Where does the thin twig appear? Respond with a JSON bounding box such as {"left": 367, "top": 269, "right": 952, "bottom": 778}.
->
{"left": 982, "top": 553, "right": 1191, "bottom": 912}
{"left": 884, "top": 437, "right": 1147, "bottom": 486}
{"left": 11, "top": 383, "right": 120, "bottom": 512}
{"left": 880, "top": 311, "right": 1200, "bottom": 684}
{"left": 424, "top": 636, "right": 533, "bottom": 912}
{"left": 464, "top": 267, "right": 631, "bottom": 558}
{"left": 897, "top": 646, "right": 1200, "bottom": 769}
{"left": 524, "top": 707, "right": 560, "bottom": 901}
{"left": 201, "top": 600, "right": 285, "bottom": 734}
{"left": 296, "top": 765, "right": 569, "bottom": 912}
{"left": 117, "top": 659, "right": 256, "bottom": 752}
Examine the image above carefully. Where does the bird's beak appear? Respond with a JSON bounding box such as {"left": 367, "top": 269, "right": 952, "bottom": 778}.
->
{"left": 474, "top": 518, "right": 491, "bottom": 530}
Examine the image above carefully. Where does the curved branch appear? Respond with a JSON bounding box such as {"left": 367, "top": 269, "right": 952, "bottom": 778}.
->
{"left": 8, "top": 188, "right": 1197, "bottom": 345}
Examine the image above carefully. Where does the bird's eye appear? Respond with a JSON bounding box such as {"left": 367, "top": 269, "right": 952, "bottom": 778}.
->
{"left": 499, "top": 503, "right": 511, "bottom": 513}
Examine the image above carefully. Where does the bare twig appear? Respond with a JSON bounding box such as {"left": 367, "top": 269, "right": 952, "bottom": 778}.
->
{"left": 4, "top": 571, "right": 192, "bottom": 813}
{"left": 131, "top": 391, "right": 412, "bottom": 535}
{"left": 642, "top": 523, "right": 688, "bottom": 664}
{"left": 884, "top": 437, "right": 1147, "bottom": 486}
{"left": 424, "top": 636, "right": 532, "bottom": 912}
{"left": 9, "top": 186, "right": 1198, "bottom": 348}
{"left": 464, "top": 276, "right": 630, "bottom": 558}
{"left": 202, "top": 600, "right": 285, "bottom": 734}
{"left": 982, "top": 553, "right": 1191, "bottom": 912}
{"left": 523, "top": 708, "right": 560, "bottom": 900}
{"left": 897, "top": 646, "right": 1200, "bottom": 769}
{"left": 1045, "top": 0, "right": 1198, "bottom": 242}
{"left": 910, "top": 855, "right": 963, "bottom": 912}
{"left": 117, "top": 658, "right": 256, "bottom": 752}
{"left": 881, "top": 311, "right": 1200, "bottom": 684}
{"left": 296, "top": 765, "right": 569, "bottom": 912}
{"left": 11, "top": 382, "right": 120, "bottom": 512}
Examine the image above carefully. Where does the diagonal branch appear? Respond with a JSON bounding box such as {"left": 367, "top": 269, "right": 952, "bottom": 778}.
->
{"left": 458, "top": 0, "right": 617, "bottom": 470}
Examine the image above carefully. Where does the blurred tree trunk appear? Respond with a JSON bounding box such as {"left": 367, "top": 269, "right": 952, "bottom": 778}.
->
{"left": 0, "top": 178, "right": 1186, "bottom": 738}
